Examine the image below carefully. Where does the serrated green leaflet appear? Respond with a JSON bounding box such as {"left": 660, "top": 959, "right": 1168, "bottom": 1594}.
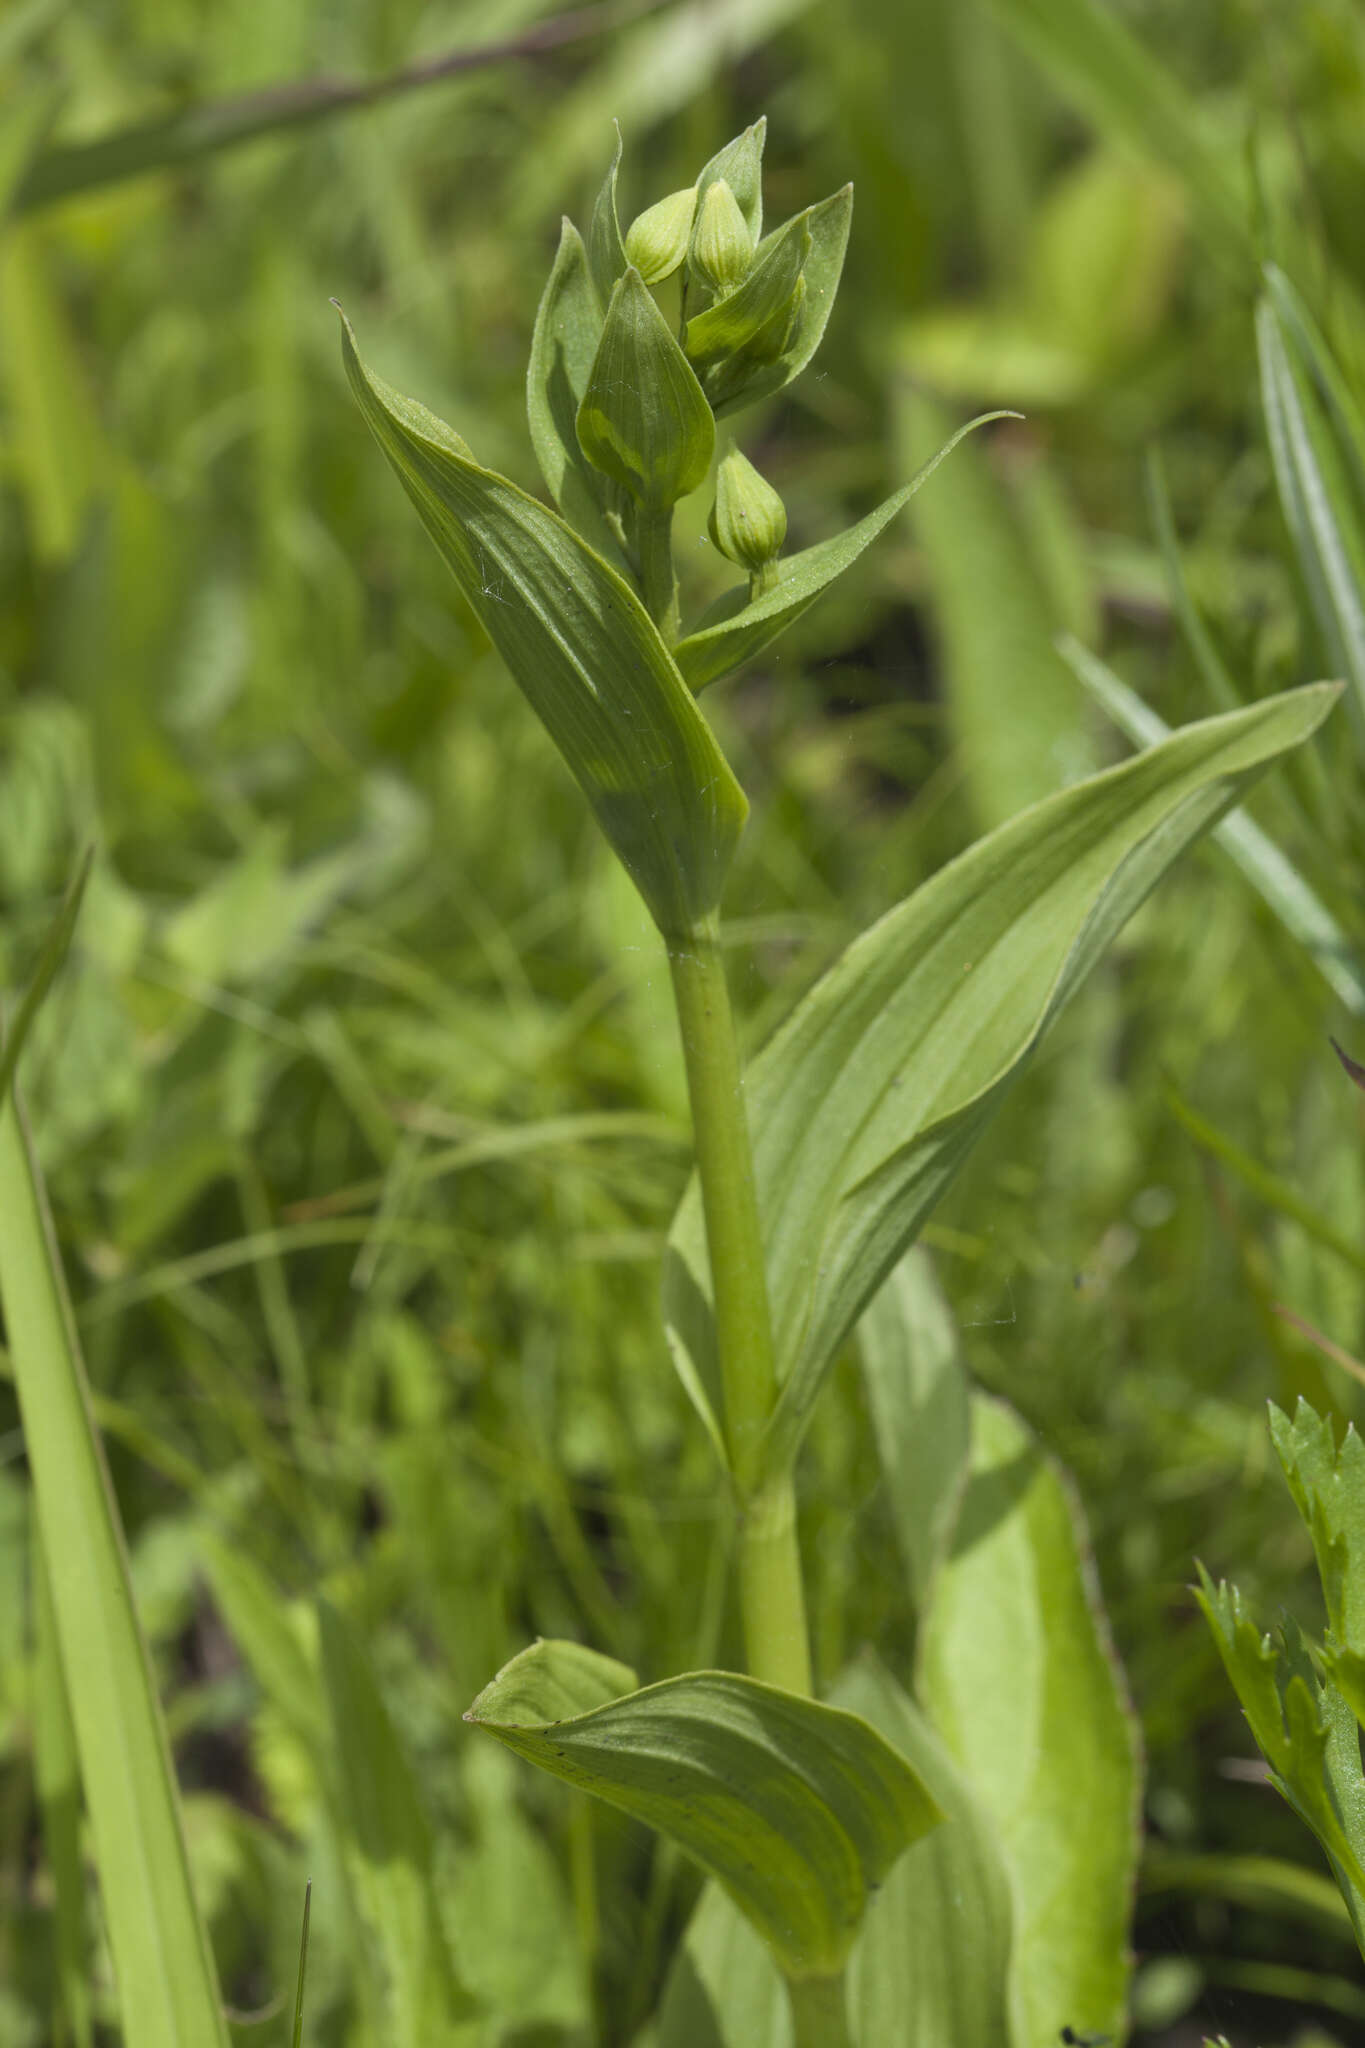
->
{"left": 1270, "top": 1401, "right": 1365, "bottom": 1654}
{"left": 340, "top": 313, "right": 746, "bottom": 941}
{"left": 0, "top": 1099, "right": 229, "bottom": 2047}
{"left": 653, "top": 1657, "right": 1016, "bottom": 2048}
{"left": 526, "top": 217, "right": 623, "bottom": 563}
{"left": 919, "top": 1397, "right": 1139, "bottom": 2044}
{"left": 577, "top": 268, "right": 715, "bottom": 508}
{"left": 465, "top": 1639, "right": 940, "bottom": 1978}
{"left": 664, "top": 685, "right": 1338, "bottom": 1474}
{"left": 677, "top": 415, "right": 1012, "bottom": 693}
{"left": 1197, "top": 1571, "right": 1365, "bottom": 1948}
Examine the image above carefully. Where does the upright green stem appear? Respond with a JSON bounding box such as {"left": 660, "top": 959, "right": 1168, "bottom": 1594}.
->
{"left": 637, "top": 503, "right": 681, "bottom": 645}
{"left": 667, "top": 922, "right": 812, "bottom": 1696}
{"left": 787, "top": 1972, "right": 854, "bottom": 2048}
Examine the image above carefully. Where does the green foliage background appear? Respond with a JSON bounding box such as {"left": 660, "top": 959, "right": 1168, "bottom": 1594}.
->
{"left": 2, "top": 0, "right": 1365, "bottom": 2041}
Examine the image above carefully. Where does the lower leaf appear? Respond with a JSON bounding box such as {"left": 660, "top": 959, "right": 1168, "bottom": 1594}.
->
{"left": 465, "top": 1639, "right": 940, "bottom": 1978}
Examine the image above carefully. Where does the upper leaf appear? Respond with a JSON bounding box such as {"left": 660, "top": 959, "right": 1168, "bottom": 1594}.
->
{"left": 465, "top": 1639, "right": 940, "bottom": 1979}
{"left": 663, "top": 685, "right": 1339, "bottom": 1467}
{"left": 1270, "top": 1400, "right": 1365, "bottom": 1657}
{"left": 710, "top": 187, "right": 853, "bottom": 419}
{"left": 678, "top": 416, "right": 1011, "bottom": 692}
{"left": 340, "top": 313, "right": 746, "bottom": 941}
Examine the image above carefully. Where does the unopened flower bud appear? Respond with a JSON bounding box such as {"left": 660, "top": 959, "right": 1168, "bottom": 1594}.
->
{"left": 708, "top": 443, "right": 787, "bottom": 579}
{"left": 624, "top": 188, "right": 697, "bottom": 285}
{"left": 690, "top": 180, "right": 754, "bottom": 296}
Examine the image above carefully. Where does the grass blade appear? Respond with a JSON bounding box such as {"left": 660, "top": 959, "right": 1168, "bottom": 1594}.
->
{"left": 0, "top": 1087, "right": 229, "bottom": 2047}
{"left": 30, "top": 1520, "right": 93, "bottom": 2048}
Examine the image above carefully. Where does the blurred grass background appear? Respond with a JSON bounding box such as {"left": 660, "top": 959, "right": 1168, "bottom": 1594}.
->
{"left": 3, "top": 0, "right": 1365, "bottom": 2041}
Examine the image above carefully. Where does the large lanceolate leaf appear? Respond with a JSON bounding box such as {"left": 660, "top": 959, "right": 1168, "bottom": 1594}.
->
{"left": 1060, "top": 636, "right": 1365, "bottom": 1016}
{"left": 664, "top": 685, "right": 1337, "bottom": 1474}
{"left": 525, "top": 218, "right": 622, "bottom": 563}
{"left": 340, "top": 316, "right": 746, "bottom": 942}
{"left": 465, "top": 1639, "right": 940, "bottom": 1978}
{"left": 1258, "top": 268, "right": 1365, "bottom": 740}
{"left": 857, "top": 1250, "right": 969, "bottom": 1617}
{"left": 653, "top": 1658, "right": 1015, "bottom": 2048}
{"left": 919, "top": 1397, "right": 1140, "bottom": 2046}
{"left": 675, "top": 416, "right": 1012, "bottom": 694}
{"left": 0, "top": 1108, "right": 228, "bottom": 2045}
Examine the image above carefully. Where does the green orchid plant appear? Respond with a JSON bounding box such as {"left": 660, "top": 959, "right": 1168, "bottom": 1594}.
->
{"left": 332, "top": 119, "right": 1339, "bottom": 2047}
{"left": 0, "top": 116, "right": 1341, "bottom": 2048}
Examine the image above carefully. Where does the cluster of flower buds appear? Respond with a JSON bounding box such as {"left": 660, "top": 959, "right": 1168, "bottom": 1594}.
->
{"left": 527, "top": 120, "right": 852, "bottom": 631}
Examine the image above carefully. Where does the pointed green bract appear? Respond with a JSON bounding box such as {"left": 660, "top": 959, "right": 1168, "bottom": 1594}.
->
{"left": 663, "top": 685, "right": 1339, "bottom": 1469}
{"left": 587, "top": 122, "right": 627, "bottom": 304}
{"left": 577, "top": 268, "right": 716, "bottom": 508}
{"left": 679, "top": 416, "right": 1011, "bottom": 691}
{"left": 340, "top": 312, "right": 746, "bottom": 941}
{"left": 710, "top": 187, "right": 853, "bottom": 418}
{"left": 694, "top": 120, "right": 767, "bottom": 242}
{"left": 919, "top": 1397, "right": 1139, "bottom": 2044}
{"left": 466, "top": 1639, "right": 940, "bottom": 1979}
{"left": 526, "top": 217, "right": 623, "bottom": 563}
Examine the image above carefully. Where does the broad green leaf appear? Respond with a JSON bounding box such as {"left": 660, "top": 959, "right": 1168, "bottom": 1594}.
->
{"left": 0, "top": 1086, "right": 230, "bottom": 2048}
{"left": 1269, "top": 1401, "right": 1365, "bottom": 1655}
{"left": 340, "top": 313, "right": 747, "bottom": 941}
{"left": 896, "top": 387, "right": 1088, "bottom": 829}
{"left": 1258, "top": 284, "right": 1365, "bottom": 739}
{"left": 1198, "top": 1572, "right": 1365, "bottom": 1950}
{"left": 664, "top": 684, "right": 1338, "bottom": 1472}
{"left": 577, "top": 268, "right": 715, "bottom": 508}
{"left": 858, "top": 1250, "right": 969, "bottom": 1617}
{"left": 587, "top": 123, "right": 626, "bottom": 304}
{"left": 31, "top": 1522, "right": 93, "bottom": 2048}
{"left": 1059, "top": 634, "right": 1365, "bottom": 1014}
{"left": 919, "top": 1396, "right": 1140, "bottom": 2044}
{"left": 318, "top": 1601, "right": 477, "bottom": 2045}
{"left": 654, "top": 1656, "right": 1016, "bottom": 2048}
{"left": 839, "top": 1658, "right": 1018, "bottom": 2048}
{"left": 465, "top": 1638, "right": 941, "bottom": 1978}
{"left": 694, "top": 120, "right": 767, "bottom": 242}
{"left": 526, "top": 217, "right": 624, "bottom": 562}
{"left": 676, "top": 415, "right": 1012, "bottom": 693}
